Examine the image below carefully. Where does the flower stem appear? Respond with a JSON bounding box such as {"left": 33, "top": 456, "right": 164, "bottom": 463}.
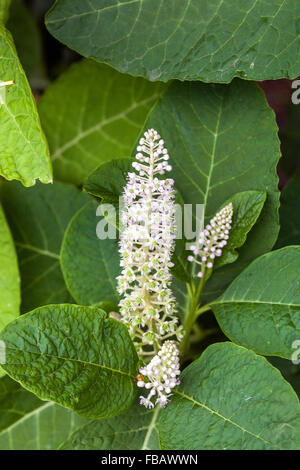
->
{"left": 180, "top": 276, "right": 205, "bottom": 354}
{"left": 180, "top": 267, "right": 213, "bottom": 355}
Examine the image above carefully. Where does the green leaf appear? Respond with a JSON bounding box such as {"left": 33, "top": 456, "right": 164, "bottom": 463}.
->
{"left": 159, "top": 342, "right": 300, "bottom": 450}
{"left": 0, "top": 304, "right": 138, "bottom": 419}
{"left": 0, "top": 25, "right": 52, "bottom": 186}
{"left": 0, "top": 180, "right": 90, "bottom": 313}
{"left": 7, "top": 0, "right": 42, "bottom": 77}
{"left": 275, "top": 175, "right": 300, "bottom": 249}
{"left": 214, "top": 190, "right": 266, "bottom": 269}
{"left": 46, "top": 0, "right": 300, "bottom": 83}
{"left": 60, "top": 399, "right": 160, "bottom": 450}
{"left": 0, "top": 0, "right": 10, "bottom": 24}
{"left": 0, "top": 203, "right": 20, "bottom": 330}
{"left": 61, "top": 200, "right": 120, "bottom": 305}
{"left": 0, "top": 376, "right": 89, "bottom": 450}
{"left": 211, "top": 246, "right": 300, "bottom": 359}
{"left": 84, "top": 158, "right": 132, "bottom": 204}
{"left": 144, "top": 80, "right": 280, "bottom": 301}
{"left": 38, "top": 59, "right": 166, "bottom": 185}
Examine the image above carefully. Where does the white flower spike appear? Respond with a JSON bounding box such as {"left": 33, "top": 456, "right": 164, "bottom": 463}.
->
{"left": 118, "top": 129, "right": 183, "bottom": 355}
{"left": 137, "top": 340, "right": 181, "bottom": 408}
{"left": 188, "top": 203, "right": 233, "bottom": 278}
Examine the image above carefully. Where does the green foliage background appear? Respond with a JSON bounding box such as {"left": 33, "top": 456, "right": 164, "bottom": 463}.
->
{"left": 0, "top": 0, "right": 299, "bottom": 450}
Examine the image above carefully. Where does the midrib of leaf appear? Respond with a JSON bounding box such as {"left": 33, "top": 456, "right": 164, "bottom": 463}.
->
{"left": 202, "top": 92, "right": 224, "bottom": 209}
{"left": 141, "top": 405, "right": 160, "bottom": 450}
{"left": 36, "top": 408, "right": 40, "bottom": 449}
{"left": 9, "top": 202, "right": 60, "bottom": 259}
{"left": 12, "top": 213, "right": 62, "bottom": 298}
{"left": 171, "top": 116, "right": 206, "bottom": 195}
{"left": 4, "top": 345, "right": 136, "bottom": 379}
{"left": 15, "top": 242, "right": 59, "bottom": 260}
{"left": 0, "top": 401, "right": 52, "bottom": 438}
{"left": 174, "top": 390, "right": 280, "bottom": 449}
{"left": 51, "top": 93, "right": 162, "bottom": 162}
{"left": 214, "top": 300, "right": 300, "bottom": 307}
{"left": 21, "top": 261, "right": 60, "bottom": 294}
{"left": 191, "top": 91, "right": 224, "bottom": 277}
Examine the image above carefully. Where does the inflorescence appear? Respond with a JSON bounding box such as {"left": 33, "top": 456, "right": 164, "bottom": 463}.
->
{"left": 137, "top": 340, "right": 181, "bottom": 408}
{"left": 118, "top": 129, "right": 183, "bottom": 356}
{"left": 187, "top": 203, "right": 233, "bottom": 278}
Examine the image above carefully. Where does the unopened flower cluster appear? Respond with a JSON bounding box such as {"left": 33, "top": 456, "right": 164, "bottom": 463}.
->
{"left": 187, "top": 203, "right": 233, "bottom": 278}
{"left": 137, "top": 341, "right": 181, "bottom": 408}
{"left": 118, "top": 129, "right": 183, "bottom": 356}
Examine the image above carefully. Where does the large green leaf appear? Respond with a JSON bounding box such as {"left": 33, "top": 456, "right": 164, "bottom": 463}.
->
{"left": 60, "top": 399, "right": 160, "bottom": 450}
{"left": 211, "top": 247, "right": 300, "bottom": 359}
{"left": 275, "top": 175, "right": 300, "bottom": 249}
{"left": 159, "top": 342, "right": 300, "bottom": 450}
{"left": 0, "top": 376, "right": 89, "bottom": 450}
{"left": 7, "top": 0, "right": 42, "bottom": 77}
{"left": 46, "top": 0, "right": 300, "bottom": 83}
{"left": 61, "top": 200, "right": 120, "bottom": 305}
{"left": 0, "top": 203, "right": 20, "bottom": 330}
{"left": 38, "top": 59, "right": 165, "bottom": 185}
{"left": 0, "top": 181, "right": 90, "bottom": 313}
{"left": 0, "top": 25, "right": 52, "bottom": 186}
{"left": 144, "top": 80, "right": 280, "bottom": 301}
{"left": 0, "top": 304, "right": 138, "bottom": 419}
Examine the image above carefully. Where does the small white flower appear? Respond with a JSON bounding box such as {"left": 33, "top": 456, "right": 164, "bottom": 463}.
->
{"left": 188, "top": 203, "right": 233, "bottom": 277}
{"left": 138, "top": 341, "right": 181, "bottom": 408}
